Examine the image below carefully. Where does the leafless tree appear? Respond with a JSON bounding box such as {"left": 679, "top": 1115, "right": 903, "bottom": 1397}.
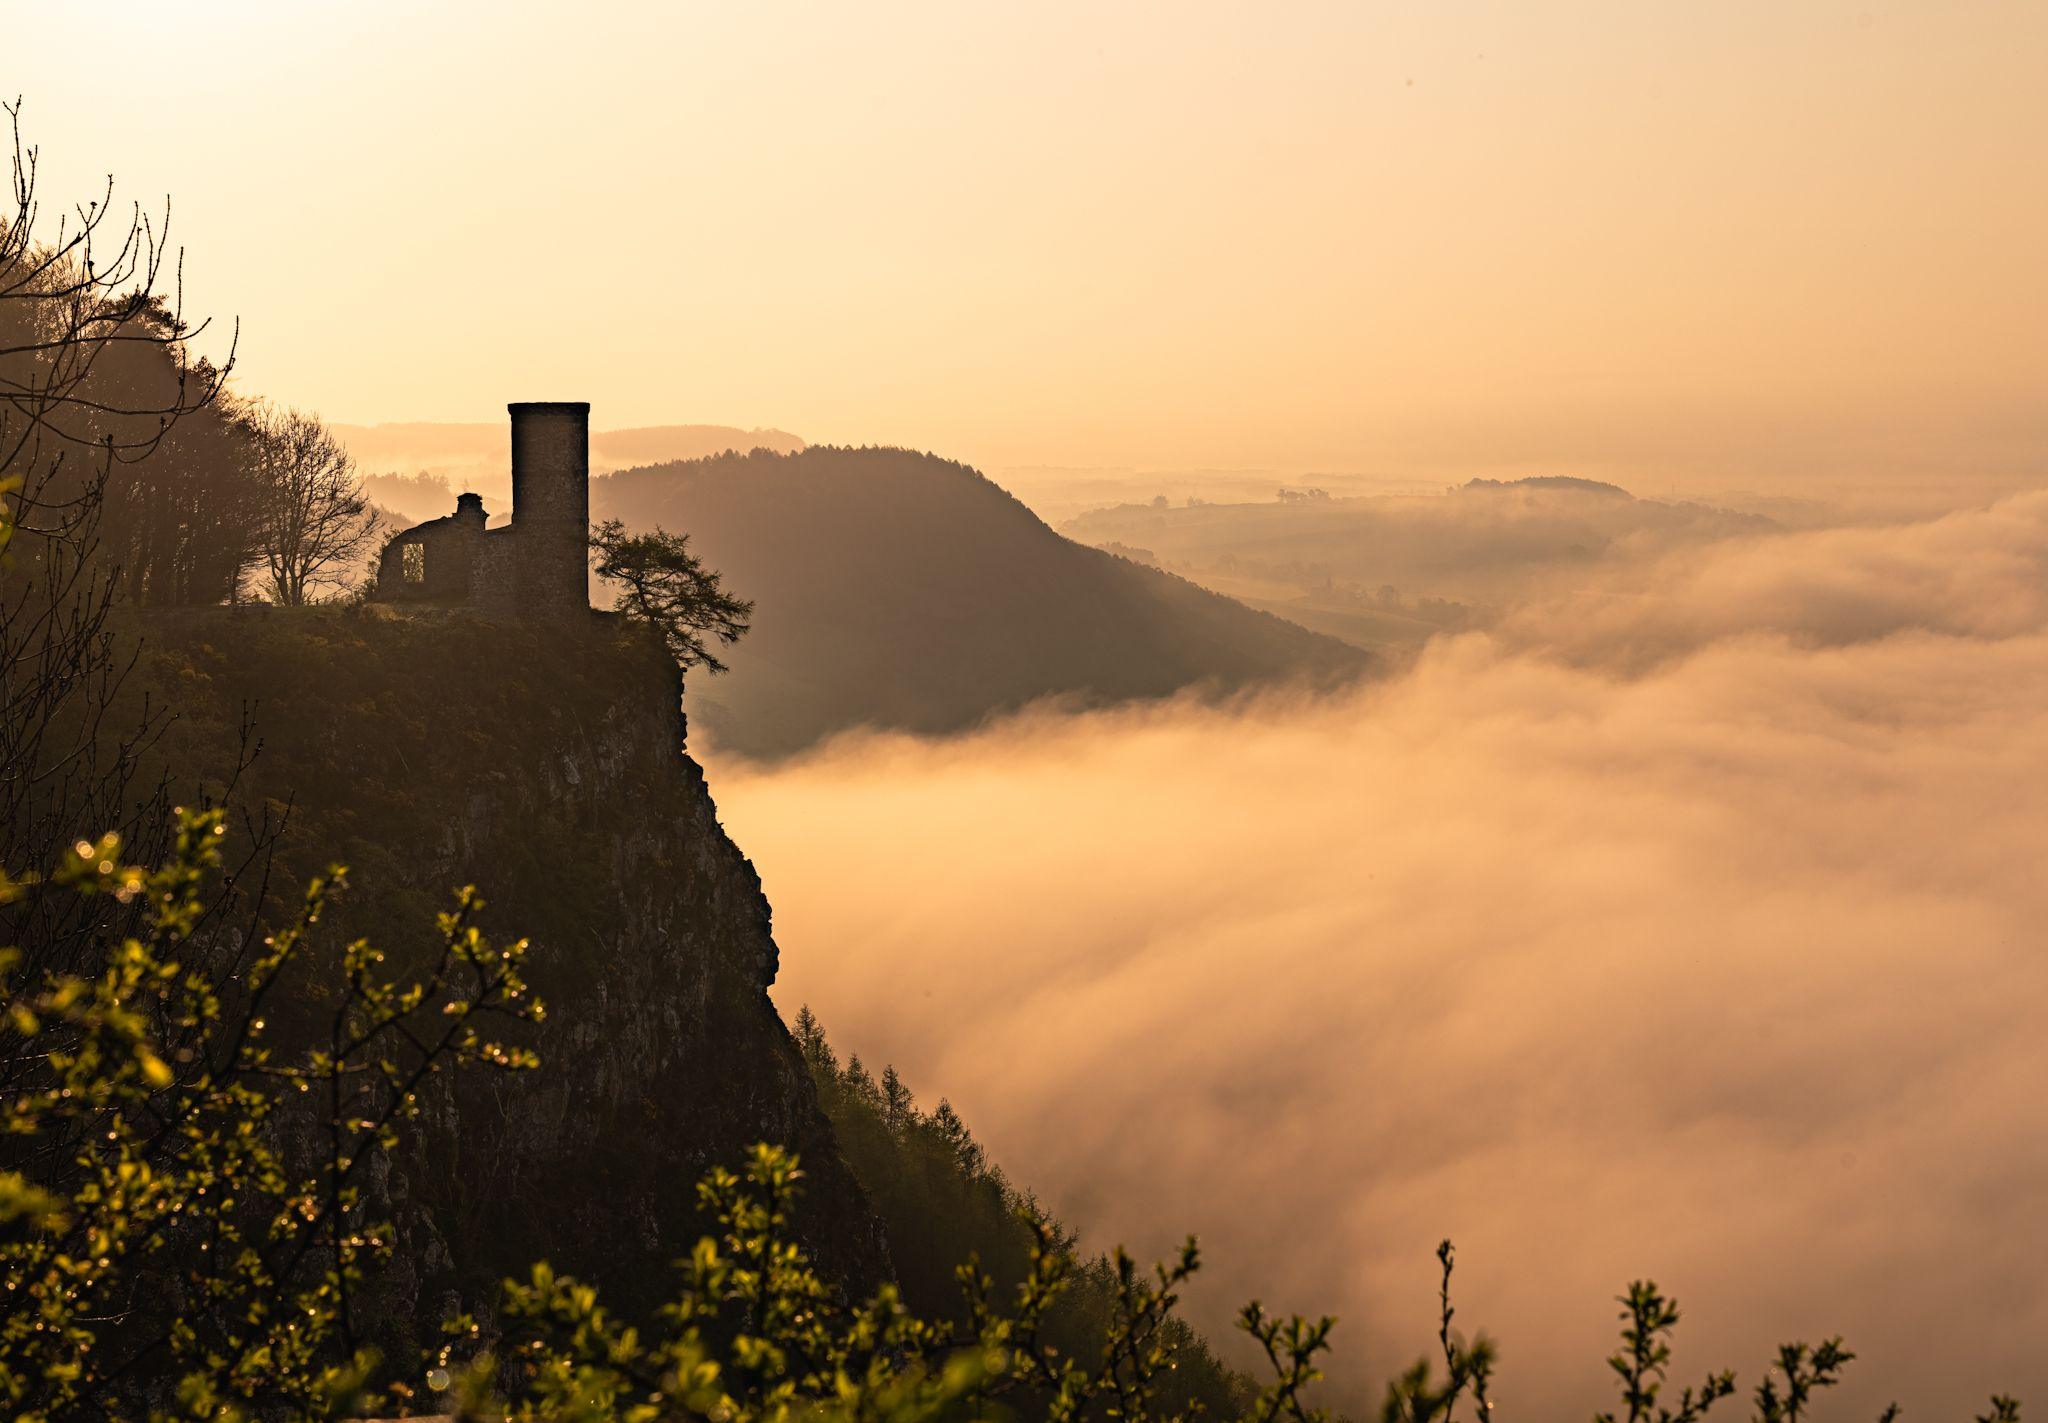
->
{"left": 246, "top": 401, "right": 374, "bottom": 605}
{"left": 0, "top": 96, "right": 253, "bottom": 984}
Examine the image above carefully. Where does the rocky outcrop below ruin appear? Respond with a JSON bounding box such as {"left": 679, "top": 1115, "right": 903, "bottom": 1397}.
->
{"left": 140, "top": 605, "right": 888, "bottom": 1343}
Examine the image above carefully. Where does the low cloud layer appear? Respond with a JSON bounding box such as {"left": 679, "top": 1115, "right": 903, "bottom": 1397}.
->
{"left": 1496, "top": 490, "right": 2048, "bottom": 664}
{"left": 705, "top": 493, "right": 2048, "bottom": 1416}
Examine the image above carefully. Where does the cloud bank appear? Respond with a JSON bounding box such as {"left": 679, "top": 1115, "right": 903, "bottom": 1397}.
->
{"left": 705, "top": 493, "right": 2048, "bottom": 1417}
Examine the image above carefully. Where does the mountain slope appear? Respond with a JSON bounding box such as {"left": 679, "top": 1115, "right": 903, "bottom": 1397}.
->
{"left": 594, "top": 447, "right": 1372, "bottom": 759}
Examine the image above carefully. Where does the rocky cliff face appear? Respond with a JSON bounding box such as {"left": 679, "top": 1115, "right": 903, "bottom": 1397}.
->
{"left": 142, "top": 606, "right": 887, "bottom": 1334}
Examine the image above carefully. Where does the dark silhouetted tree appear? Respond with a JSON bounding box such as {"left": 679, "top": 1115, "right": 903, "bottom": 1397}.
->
{"left": 589, "top": 516, "right": 751, "bottom": 673}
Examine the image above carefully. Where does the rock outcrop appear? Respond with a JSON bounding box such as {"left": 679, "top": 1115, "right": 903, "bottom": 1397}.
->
{"left": 141, "top": 606, "right": 887, "bottom": 1339}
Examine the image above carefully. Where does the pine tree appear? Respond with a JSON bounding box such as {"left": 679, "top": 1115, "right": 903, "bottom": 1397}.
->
{"left": 882, "top": 1064, "right": 913, "bottom": 1134}
{"left": 792, "top": 1004, "right": 836, "bottom": 1074}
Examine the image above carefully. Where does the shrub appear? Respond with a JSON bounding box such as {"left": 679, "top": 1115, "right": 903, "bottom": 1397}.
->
{"left": 0, "top": 809, "right": 541, "bottom": 1419}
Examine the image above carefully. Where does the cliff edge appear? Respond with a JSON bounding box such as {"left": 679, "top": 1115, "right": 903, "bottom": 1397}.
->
{"left": 139, "top": 606, "right": 887, "bottom": 1330}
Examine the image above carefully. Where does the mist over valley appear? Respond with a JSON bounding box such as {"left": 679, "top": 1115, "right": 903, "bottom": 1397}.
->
{"left": 708, "top": 492, "right": 2048, "bottom": 1415}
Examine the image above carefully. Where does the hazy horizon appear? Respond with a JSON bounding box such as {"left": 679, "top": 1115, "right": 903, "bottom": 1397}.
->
{"left": 12, "top": 1, "right": 2045, "bottom": 489}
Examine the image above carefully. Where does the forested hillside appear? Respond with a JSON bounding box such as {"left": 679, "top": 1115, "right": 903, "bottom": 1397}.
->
{"left": 594, "top": 447, "right": 1372, "bottom": 758}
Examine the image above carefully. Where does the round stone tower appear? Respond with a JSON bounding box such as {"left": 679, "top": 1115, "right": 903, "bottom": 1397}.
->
{"left": 508, "top": 401, "right": 591, "bottom": 616}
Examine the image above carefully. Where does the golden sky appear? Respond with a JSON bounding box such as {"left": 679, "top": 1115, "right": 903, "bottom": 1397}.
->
{"left": 13, "top": 1, "right": 2046, "bottom": 482}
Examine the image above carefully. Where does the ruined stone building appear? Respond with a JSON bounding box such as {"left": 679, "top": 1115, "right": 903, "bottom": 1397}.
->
{"left": 373, "top": 401, "right": 590, "bottom": 616}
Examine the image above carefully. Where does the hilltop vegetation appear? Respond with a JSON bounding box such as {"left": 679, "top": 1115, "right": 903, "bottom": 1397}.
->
{"left": 595, "top": 446, "right": 1371, "bottom": 759}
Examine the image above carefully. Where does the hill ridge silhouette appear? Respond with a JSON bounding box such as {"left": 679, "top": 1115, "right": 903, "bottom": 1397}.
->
{"left": 593, "top": 445, "right": 1371, "bottom": 758}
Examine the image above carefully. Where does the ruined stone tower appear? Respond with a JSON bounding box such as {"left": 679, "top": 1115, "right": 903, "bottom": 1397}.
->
{"left": 372, "top": 401, "right": 590, "bottom": 618}
{"left": 506, "top": 401, "right": 590, "bottom": 615}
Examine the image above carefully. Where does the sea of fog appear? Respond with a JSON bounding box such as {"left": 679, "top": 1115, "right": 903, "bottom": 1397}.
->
{"left": 701, "top": 491, "right": 2048, "bottom": 1418}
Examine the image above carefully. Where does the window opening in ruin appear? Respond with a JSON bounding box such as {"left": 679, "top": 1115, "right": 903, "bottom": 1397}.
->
{"left": 402, "top": 543, "right": 426, "bottom": 583}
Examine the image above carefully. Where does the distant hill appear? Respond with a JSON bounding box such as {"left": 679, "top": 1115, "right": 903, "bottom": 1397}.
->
{"left": 335, "top": 420, "right": 806, "bottom": 518}
{"left": 592, "top": 424, "right": 806, "bottom": 466}
{"left": 1460, "top": 474, "right": 1632, "bottom": 498}
{"left": 593, "top": 447, "right": 1371, "bottom": 759}
{"left": 1063, "top": 476, "right": 1777, "bottom": 616}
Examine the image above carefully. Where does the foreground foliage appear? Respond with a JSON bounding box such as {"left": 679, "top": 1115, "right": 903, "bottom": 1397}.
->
{"left": 0, "top": 810, "right": 542, "bottom": 1419}
{"left": 0, "top": 820, "right": 2026, "bottom": 1423}
{"left": 463, "top": 1140, "right": 1333, "bottom": 1423}
{"left": 793, "top": 1006, "right": 1256, "bottom": 1417}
